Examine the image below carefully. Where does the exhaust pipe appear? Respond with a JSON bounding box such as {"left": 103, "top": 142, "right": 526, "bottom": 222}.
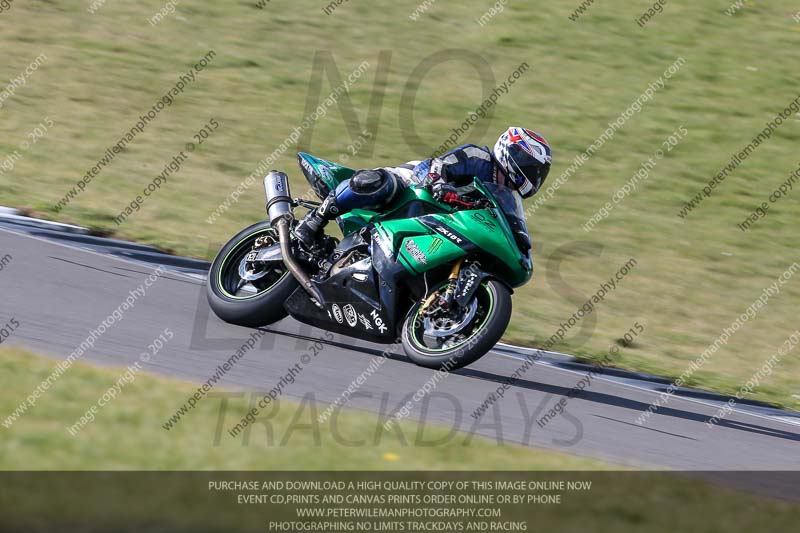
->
{"left": 264, "top": 171, "right": 324, "bottom": 309}
{"left": 264, "top": 170, "right": 293, "bottom": 225}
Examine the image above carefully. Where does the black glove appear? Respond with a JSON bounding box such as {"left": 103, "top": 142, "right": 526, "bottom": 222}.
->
{"left": 431, "top": 181, "right": 457, "bottom": 201}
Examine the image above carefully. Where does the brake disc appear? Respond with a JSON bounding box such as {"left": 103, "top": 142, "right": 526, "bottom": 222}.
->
{"left": 423, "top": 298, "right": 479, "bottom": 338}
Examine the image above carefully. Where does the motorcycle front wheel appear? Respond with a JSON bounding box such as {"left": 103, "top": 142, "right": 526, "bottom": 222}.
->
{"left": 401, "top": 279, "right": 512, "bottom": 370}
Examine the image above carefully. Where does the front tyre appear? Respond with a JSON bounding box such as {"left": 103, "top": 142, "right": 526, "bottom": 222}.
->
{"left": 401, "top": 279, "right": 512, "bottom": 370}
{"left": 207, "top": 221, "right": 298, "bottom": 327}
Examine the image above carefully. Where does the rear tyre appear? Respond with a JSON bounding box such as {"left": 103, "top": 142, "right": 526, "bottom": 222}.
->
{"left": 401, "top": 279, "right": 512, "bottom": 370}
{"left": 207, "top": 221, "right": 298, "bottom": 327}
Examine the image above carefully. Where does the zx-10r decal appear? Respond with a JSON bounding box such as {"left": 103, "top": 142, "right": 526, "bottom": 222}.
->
{"left": 418, "top": 216, "right": 476, "bottom": 252}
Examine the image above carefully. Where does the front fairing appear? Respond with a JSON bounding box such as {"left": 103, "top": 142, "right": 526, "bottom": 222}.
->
{"left": 347, "top": 183, "right": 532, "bottom": 287}
{"left": 473, "top": 180, "right": 533, "bottom": 284}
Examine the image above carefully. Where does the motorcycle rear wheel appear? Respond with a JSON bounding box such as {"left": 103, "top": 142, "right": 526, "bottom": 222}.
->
{"left": 401, "top": 279, "right": 512, "bottom": 370}
{"left": 207, "top": 221, "right": 298, "bottom": 327}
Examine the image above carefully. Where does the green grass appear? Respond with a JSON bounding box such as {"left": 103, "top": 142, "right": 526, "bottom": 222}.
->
{"left": 3, "top": 348, "right": 800, "bottom": 532}
{"left": 1, "top": 0, "right": 799, "bottom": 408}
{"left": 0, "top": 348, "right": 609, "bottom": 470}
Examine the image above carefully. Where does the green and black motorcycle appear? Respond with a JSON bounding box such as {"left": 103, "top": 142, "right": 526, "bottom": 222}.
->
{"left": 207, "top": 153, "right": 533, "bottom": 370}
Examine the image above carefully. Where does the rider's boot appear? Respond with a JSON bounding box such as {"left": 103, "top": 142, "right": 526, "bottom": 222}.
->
{"left": 293, "top": 192, "right": 341, "bottom": 250}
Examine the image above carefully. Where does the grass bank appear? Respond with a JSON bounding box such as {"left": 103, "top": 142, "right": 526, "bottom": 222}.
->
{"left": 1, "top": 0, "right": 798, "bottom": 407}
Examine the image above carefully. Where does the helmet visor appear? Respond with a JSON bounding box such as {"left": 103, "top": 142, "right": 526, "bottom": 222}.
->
{"left": 507, "top": 145, "right": 550, "bottom": 196}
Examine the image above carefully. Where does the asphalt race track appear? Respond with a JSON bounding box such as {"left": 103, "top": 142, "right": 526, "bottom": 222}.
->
{"left": 2, "top": 219, "right": 799, "bottom": 479}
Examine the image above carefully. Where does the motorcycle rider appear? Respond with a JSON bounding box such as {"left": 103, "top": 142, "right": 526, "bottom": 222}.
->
{"left": 293, "top": 127, "right": 552, "bottom": 249}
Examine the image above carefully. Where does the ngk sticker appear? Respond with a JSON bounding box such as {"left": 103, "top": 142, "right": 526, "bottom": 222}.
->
{"left": 370, "top": 309, "right": 387, "bottom": 334}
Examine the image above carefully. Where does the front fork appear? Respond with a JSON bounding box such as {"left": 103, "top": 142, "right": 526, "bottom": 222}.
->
{"left": 419, "top": 259, "right": 463, "bottom": 315}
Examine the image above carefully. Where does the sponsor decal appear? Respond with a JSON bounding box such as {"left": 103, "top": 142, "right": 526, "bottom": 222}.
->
{"left": 428, "top": 237, "right": 443, "bottom": 254}
{"left": 343, "top": 304, "right": 358, "bottom": 327}
{"left": 457, "top": 269, "right": 479, "bottom": 300}
{"left": 470, "top": 212, "right": 496, "bottom": 232}
{"left": 434, "top": 225, "right": 463, "bottom": 244}
{"left": 404, "top": 239, "right": 428, "bottom": 265}
{"left": 371, "top": 229, "right": 393, "bottom": 257}
{"left": 299, "top": 156, "right": 315, "bottom": 178}
{"left": 418, "top": 216, "right": 475, "bottom": 251}
{"left": 358, "top": 313, "right": 373, "bottom": 330}
{"left": 370, "top": 309, "right": 388, "bottom": 334}
{"left": 331, "top": 304, "right": 344, "bottom": 324}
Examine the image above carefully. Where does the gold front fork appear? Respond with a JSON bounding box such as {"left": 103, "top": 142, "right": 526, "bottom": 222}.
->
{"left": 419, "top": 259, "right": 463, "bottom": 315}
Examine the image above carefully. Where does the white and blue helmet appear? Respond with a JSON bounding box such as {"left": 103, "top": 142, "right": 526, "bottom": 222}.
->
{"left": 493, "top": 127, "right": 552, "bottom": 198}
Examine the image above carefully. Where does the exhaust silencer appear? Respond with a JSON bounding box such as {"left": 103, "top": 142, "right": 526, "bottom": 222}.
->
{"left": 263, "top": 170, "right": 325, "bottom": 309}
{"left": 264, "top": 171, "right": 293, "bottom": 225}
